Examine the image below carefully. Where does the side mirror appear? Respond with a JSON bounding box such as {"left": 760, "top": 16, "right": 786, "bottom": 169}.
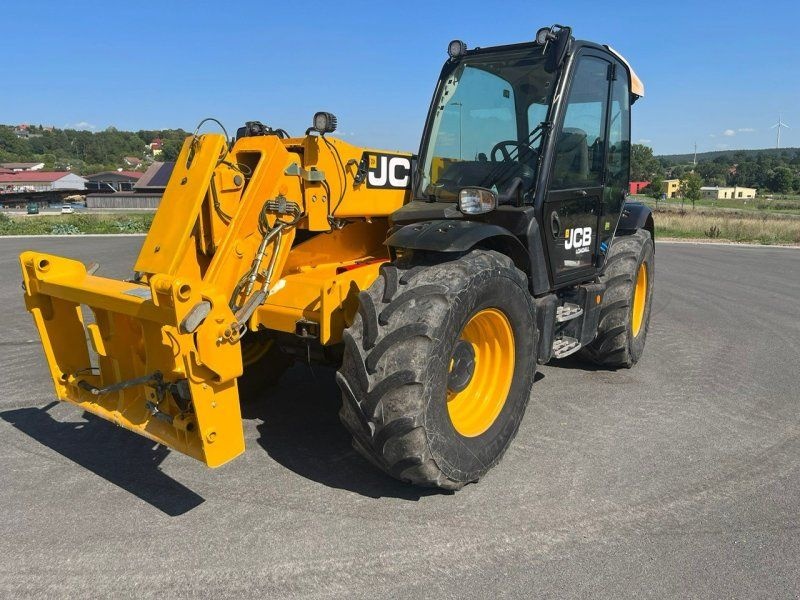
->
{"left": 545, "top": 26, "right": 572, "bottom": 73}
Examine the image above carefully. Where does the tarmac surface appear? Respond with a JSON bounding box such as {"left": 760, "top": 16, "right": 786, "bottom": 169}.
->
{"left": 1, "top": 236, "right": 799, "bottom": 599}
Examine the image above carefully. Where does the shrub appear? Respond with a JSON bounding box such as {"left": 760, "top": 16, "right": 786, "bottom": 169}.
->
{"left": 50, "top": 223, "right": 81, "bottom": 235}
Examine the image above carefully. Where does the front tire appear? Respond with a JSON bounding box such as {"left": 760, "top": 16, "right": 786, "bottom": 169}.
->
{"left": 337, "top": 250, "right": 538, "bottom": 489}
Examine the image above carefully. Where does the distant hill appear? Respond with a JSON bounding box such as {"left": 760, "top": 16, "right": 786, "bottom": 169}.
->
{"left": 0, "top": 124, "right": 188, "bottom": 175}
{"left": 658, "top": 147, "right": 800, "bottom": 164}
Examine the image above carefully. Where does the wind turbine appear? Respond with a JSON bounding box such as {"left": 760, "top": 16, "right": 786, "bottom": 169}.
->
{"left": 771, "top": 114, "right": 790, "bottom": 149}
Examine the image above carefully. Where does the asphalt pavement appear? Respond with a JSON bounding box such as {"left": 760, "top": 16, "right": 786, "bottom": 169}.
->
{"left": 1, "top": 236, "right": 799, "bottom": 599}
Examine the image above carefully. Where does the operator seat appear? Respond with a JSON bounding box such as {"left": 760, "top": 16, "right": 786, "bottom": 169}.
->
{"left": 552, "top": 128, "right": 589, "bottom": 186}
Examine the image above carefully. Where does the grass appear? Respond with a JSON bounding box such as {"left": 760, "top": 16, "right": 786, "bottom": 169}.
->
{"left": 2, "top": 203, "right": 797, "bottom": 246}
{"left": 632, "top": 194, "right": 800, "bottom": 215}
{"left": 0, "top": 212, "right": 153, "bottom": 236}
{"left": 651, "top": 205, "right": 800, "bottom": 245}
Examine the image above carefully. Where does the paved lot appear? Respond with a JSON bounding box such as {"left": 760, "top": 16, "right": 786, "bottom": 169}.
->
{"left": 1, "top": 237, "right": 799, "bottom": 599}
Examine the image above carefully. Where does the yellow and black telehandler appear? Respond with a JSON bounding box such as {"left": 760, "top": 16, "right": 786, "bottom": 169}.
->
{"left": 20, "top": 26, "right": 654, "bottom": 489}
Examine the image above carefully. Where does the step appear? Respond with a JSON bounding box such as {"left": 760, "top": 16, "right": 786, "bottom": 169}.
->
{"left": 555, "top": 302, "right": 583, "bottom": 323}
{"left": 552, "top": 336, "right": 582, "bottom": 359}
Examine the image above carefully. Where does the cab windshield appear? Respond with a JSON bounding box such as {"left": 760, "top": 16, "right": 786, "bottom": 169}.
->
{"left": 417, "top": 48, "right": 557, "bottom": 202}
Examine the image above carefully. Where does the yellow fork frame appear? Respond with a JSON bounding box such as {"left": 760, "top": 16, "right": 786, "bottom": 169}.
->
{"left": 19, "top": 130, "right": 409, "bottom": 468}
{"left": 20, "top": 251, "right": 245, "bottom": 466}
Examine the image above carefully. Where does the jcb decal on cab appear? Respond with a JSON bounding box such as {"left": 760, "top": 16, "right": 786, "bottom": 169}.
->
{"left": 362, "top": 152, "right": 411, "bottom": 189}
{"left": 565, "top": 227, "right": 592, "bottom": 254}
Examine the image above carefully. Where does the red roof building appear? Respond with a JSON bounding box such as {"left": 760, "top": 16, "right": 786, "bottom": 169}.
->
{"left": 629, "top": 181, "right": 651, "bottom": 195}
{"left": 0, "top": 171, "right": 87, "bottom": 193}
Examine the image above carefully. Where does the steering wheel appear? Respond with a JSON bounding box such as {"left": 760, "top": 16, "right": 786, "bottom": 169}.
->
{"left": 491, "top": 140, "right": 528, "bottom": 162}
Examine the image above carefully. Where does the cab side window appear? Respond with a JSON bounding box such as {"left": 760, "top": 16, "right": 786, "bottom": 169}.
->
{"left": 606, "top": 65, "right": 631, "bottom": 206}
{"left": 551, "top": 56, "right": 610, "bottom": 189}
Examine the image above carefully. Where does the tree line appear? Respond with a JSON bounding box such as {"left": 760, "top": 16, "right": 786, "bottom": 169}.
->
{"left": 631, "top": 143, "right": 800, "bottom": 196}
{"left": 0, "top": 124, "right": 188, "bottom": 174}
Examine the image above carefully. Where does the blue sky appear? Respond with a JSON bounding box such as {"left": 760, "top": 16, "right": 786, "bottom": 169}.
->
{"left": 1, "top": 0, "right": 798, "bottom": 155}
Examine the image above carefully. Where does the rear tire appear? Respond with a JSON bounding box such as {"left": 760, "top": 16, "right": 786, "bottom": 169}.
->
{"left": 337, "top": 250, "right": 538, "bottom": 489}
{"left": 582, "top": 228, "right": 654, "bottom": 368}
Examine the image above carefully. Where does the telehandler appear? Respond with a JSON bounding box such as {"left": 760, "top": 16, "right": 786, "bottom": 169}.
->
{"left": 20, "top": 26, "right": 654, "bottom": 489}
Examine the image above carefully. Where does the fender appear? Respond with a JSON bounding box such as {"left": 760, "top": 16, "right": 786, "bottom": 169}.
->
{"left": 617, "top": 201, "right": 654, "bottom": 240}
{"left": 386, "top": 220, "right": 547, "bottom": 294}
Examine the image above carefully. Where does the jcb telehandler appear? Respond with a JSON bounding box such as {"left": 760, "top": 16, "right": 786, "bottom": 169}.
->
{"left": 20, "top": 26, "right": 653, "bottom": 489}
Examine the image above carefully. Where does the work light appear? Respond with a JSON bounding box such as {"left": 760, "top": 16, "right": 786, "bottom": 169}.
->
{"left": 313, "top": 112, "right": 337, "bottom": 134}
{"left": 447, "top": 40, "right": 467, "bottom": 60}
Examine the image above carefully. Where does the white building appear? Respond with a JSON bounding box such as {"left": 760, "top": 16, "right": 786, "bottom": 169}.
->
{"left": 700, "top": 186, "right": 757, "bottom": 200}
{"left": 0, "top": 172, "right": 87, "bottom": 193}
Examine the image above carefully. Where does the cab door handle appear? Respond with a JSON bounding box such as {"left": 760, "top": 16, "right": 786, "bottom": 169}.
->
{"left": 550, "top": 211, "right": 561, "bottom": 238}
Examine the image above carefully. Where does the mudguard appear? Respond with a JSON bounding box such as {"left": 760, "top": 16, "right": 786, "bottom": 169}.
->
{"left": 386, "top": 219, "right": 519, "bottom": 253}
{"left": 386, "top": 219, "right": 552, "bottom": 294}
{"left": 617, "top": 201, "right": 654, "bottom": 239}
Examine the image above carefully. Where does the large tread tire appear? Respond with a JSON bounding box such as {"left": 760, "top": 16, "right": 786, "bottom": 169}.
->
{"left": 337, "top": 249, "right": 538, "bottom": 490}
{"left": 582, "top": 228, "right": 654, "bottom": 368}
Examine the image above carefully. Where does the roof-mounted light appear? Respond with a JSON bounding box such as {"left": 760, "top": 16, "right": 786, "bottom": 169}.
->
{"left": 312, "top": 111, "right": 337, "bottom": 134}
{"left": 447, "top": 39, "right": 468, "bottom": 61}
{"left": 535, "top": 27, "right": 556, "bottom": 45}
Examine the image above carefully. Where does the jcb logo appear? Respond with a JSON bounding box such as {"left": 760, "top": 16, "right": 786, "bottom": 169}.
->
{"left": 364, "top": 152, "right": 411, "bottom": 189}
{"left": 564, "top": 227, "right": 592, "bottom": 252}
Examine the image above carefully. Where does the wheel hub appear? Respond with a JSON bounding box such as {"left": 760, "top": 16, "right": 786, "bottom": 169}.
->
{"left": 447, "top": 340, "right": 475, "bottom": 393}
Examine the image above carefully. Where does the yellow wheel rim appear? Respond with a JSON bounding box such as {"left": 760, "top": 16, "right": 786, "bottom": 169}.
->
{"left": 631, "top": 262, "right": 648, "bottom": 337}
{"left": 446, "top": 308, "right": 515, "bottom": 438}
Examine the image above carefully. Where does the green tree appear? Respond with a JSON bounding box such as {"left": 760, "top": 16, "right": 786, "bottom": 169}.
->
{"left": 769, "top": 167, "right": 794, "bottom": 193}
{"left": 645, "top": 174, "right": 664, "bottom": 205}
{"left": 631, "top": 144, "right": 663, "bottom": 181}
{"left": 679, "top": 172, "right": 703, "bottom": 209}
{"left": 158, "top": 139, "right": 183, "bottom": 161}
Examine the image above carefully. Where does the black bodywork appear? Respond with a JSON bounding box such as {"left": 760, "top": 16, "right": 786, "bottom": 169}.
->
{"left": 387, "top": 30, "right": 652, "bottom": 297}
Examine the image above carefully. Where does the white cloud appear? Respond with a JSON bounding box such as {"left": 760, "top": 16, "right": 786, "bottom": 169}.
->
{"left": 709, "top": 133, "right": 716, "bottom": 138}
{"left": 716, "top": 143, "right": 730, "bottom": 149}
{"left": 66, "top": 121, "right": 97, "bottom": 131}
{"left": 737, "top": 127, "right": 756, "bottom": 132}
{"left": 722, "top": 129, "right": 736, "bottom": 137}
{"left": 636, "top": 138, "right": 652, "bottom": 144}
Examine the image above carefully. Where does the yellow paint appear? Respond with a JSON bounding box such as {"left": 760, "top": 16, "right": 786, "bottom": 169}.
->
{"left": 632, "top": 262, "right": 648, "bottom": 337}
{"left": 19, "top": 130, "right": 410, "bottom": 467}
{"left": 447, "top": 308, "right": 516, "bottom": 437}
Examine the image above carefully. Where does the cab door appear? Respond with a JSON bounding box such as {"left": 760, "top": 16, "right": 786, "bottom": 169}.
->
{"left": 544, "top": 53, "right": 612, "bottom": 285}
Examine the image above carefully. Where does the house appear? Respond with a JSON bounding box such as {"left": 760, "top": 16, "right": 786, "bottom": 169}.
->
{"left": 85, "top": 171, "right": 142, "bottom": 193}
{"left": 134, "top": 161, "right": 174, "bottom": 192}
{"left": 661, "top": 178, "right": 681, "bottom": 198}
{"left": 0, "top": 171, "right": 87, "bottom": 193}
{"left": 629, "top": 181, "right": 650, "bottom": 195}
{"left": 700, "top": 186, "right": 756, "bottom": 200}
{"left": 148, "top": 138, "right": 164, "bottom": 156}
{"left": 86, "top": 161, "right": 174, "bottom": 209}
{"left": 123, "top": 156, "right": 143, "bottom": 169}
{"left": 1, "top": 162, "right": 46, "bottom": 172}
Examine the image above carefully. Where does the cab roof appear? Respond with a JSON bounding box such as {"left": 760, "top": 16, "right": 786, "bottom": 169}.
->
{"left": 604, "top": 45, "right": 644, "bottom": 98}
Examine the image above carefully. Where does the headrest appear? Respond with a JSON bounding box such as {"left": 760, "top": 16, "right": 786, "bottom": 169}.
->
{"left": 557, "top": 128, "right": 587, "bottom": 152}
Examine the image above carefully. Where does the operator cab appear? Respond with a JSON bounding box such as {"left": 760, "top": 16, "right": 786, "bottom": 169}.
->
{"left": 404, "top": 26, "right": 644, "bottom": 288}
{"left": 418, "top": 45, "right": 556, "bottom": 204}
